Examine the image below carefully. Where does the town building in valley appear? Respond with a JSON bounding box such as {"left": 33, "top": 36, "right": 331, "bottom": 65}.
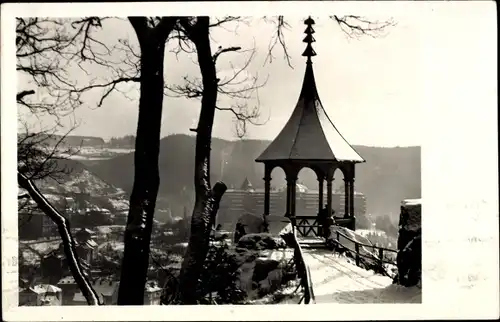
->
{"left": 217, "top": 178, "right": 366, "bottom": 230}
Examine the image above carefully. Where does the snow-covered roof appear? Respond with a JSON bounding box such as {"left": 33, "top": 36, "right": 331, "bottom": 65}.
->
{"left": 401, "top": 199, "right": 421, "bottom": 232}
{"left": 91, "top": 278, "right": 119, "bottom": 296}
{"left": 240, "top": 178, "right": 254, "bottom": 191}
{"left": 85, "top": 239, "right": 98, "bottom": 248}
{"left": 79, "top": 228, "right": 96, "bottom": 234}
{"left": 25, "top": 240, "right": 60, "bottom": 255}
{"left": 402, "top": 198, "right": 422, "bottom": 206}
{"left": 72, "top": 292, "right": 87, "bottom": 303}
{"left": 26, "top": 284, "right": 62, "bottom": 294}
{"left": 256, "top": 49, "right": 364, "bottom": 163}
{"left": 144, "top": 281, "right": 162, "bottom": 293}
{"left": 96, "top": 226, "right": 112, "bottom": 234}
{"left": 108, "top": 198, "right": 129, "bottom": 211}
{"left": 57, "top": 276, "right": 76, "bottom": 285}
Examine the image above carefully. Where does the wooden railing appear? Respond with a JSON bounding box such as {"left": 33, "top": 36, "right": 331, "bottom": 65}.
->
{"left": 331, "top": 229, "right": 398, "bottom": 278}
{"left": 295, "top": 216, "right": 320, "bottom": 237}
{"left": 282, "top": 228, "right": 315, "bottom": 304}
{"left": 294, "top": 216, "right": 354, "bottom": 237}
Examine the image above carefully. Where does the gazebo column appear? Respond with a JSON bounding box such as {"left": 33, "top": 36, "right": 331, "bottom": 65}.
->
{"left": 326, "top": 178, "right": 333, "bottom": 217}
{"left": 325, "top": 174, "right": 334, "bottom": 238}
{"left": 343, "top": 178, "right": 349, "bottom": 218}
{"left": 349, "top": 178, "right": 355, "bottom": 230}
{"left": 317, "top": 175, "right": 324, "bottom": 213}
{"left": 285, "top": 180, "right": 292, "bottom": 217}
{"left": 262, "top": 164, "right": 272, "bottom": 233}
{"left": 286, "top": 176, "right": 297, "bottom": 226}
{"left": 263, "top": 165, "right": 271, "bottom": 216}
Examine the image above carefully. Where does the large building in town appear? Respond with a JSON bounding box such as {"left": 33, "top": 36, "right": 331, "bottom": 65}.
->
{"left": 217, "top": 178, "right": 366, "bottom": 230}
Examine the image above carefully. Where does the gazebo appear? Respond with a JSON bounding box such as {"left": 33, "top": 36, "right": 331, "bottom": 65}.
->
{"left": 255, "top": 17, "right": 365, "bottom": 234}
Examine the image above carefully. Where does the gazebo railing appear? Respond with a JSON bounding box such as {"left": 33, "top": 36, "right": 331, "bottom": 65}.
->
{"left": 295, "top": 216, "right": 320, "bottom": 237}
{"left": 294, "top": 216, "right": 355, "bottom": 238}
{"left": 329, "top": 229, "right": 398, "bottom": 278}
{"left": 281, "top": 228, "right": 315, "bottom": 304}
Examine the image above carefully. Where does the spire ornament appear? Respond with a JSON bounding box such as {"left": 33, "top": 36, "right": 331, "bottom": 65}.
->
{"left": 302, "top": 16, "right": 317, "bottom": 62}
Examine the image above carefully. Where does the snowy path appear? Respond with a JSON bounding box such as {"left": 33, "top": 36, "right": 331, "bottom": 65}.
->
{"left": 283, "top": 248, "right": 421, "bottom": 304}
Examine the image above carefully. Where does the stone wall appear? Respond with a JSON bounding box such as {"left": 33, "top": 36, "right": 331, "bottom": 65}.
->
{"left": 394, "top": 199, "right": 421, "bottom": 287}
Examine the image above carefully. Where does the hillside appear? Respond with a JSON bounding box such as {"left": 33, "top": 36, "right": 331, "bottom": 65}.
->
{"left": 23, "top": 158, "right": 130, "bottom": 216}
{"left": 88, "top": 134, "right": 421, "bottom": 220}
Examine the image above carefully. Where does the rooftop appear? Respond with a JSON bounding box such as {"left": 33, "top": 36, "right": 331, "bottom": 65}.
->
{"left": 22, "top": 284, "right": 62, "bottom": 294}
{"left": 256, "top": 17, "right": 364, "bottom": 164}
{"left": 402, "top": 198, "right": 422, "bottom": 206}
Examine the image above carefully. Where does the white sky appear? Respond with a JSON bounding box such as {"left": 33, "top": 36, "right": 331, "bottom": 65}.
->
{"left": 13, "top": 3, "right": 496, "bottom": 147}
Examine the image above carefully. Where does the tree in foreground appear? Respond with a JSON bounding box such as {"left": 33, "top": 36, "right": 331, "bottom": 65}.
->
{"left": 15, "top": 17, "right": 122, "bottom": 305}
{"left": 116, "top": 17, "right": 179, "bottom": 305}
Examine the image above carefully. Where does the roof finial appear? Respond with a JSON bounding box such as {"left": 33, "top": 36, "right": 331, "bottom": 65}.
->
{"left": 302, "top": 16, "right": 317, "bottom": 63}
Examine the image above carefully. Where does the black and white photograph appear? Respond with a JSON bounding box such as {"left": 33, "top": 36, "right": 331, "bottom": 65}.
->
{"left": 1, "top": 1, "right": 498, "bottom": 321}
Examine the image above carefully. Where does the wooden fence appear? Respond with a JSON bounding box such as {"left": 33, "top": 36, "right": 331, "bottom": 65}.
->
{"left": 283, "top": 228, "right": 315, "bottom": 304}
{"left": 331, "top": 229, "right": 398, "bottom": 278}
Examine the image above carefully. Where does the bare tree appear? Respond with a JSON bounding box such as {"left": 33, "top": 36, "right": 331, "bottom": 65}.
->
{"left": 157, "top": 16, "right": 270, "bottom": 303}
{"left": 16, "top": 17, "right": 121, "bottom": 305}
{"left": 16, "top": 16, "right": 171, "bottom": 305}
{"left": 116, "top": 16, "right": 179, "bottom": 305}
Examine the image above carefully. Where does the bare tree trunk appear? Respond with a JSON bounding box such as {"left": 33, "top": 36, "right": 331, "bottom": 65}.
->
{"left": 117, "top": 18, "right": 174, "bottom": 305}
{"left": 18, "top": 172, "right": 100, "bottom": 305}
{"left": 177, "top": 17, "right": 227, "bottom": 304}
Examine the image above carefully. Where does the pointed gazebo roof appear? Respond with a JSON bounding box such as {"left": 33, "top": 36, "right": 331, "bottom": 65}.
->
{"left": 256, "top": 17, "right": 364, "bottom": 163}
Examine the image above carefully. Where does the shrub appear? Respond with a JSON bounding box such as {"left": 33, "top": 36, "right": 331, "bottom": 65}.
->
{"left": 236, "top": 233, "right": 287, "bottom": 250}
{"left": 196, "top": 241, "right": 246, "bottom": 304}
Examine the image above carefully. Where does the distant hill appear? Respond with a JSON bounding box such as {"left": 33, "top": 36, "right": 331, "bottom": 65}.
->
{"left": 24, "top": 158, "right": 131, "bottom": 218}
{"left": 32, "top": 158, "right": 124, "bottom": 196}
{"left": 20, "top": 133, "right": 106, "bottom": 148}
{"left": 88, "top": 134, "right": 421, "bottom": 220}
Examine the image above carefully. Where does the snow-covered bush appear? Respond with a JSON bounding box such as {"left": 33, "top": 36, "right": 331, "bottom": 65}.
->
{"left": 236, "top": 233, "right": 287, "bottom": 251}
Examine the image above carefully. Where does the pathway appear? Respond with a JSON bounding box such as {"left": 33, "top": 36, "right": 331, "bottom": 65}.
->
{"left": 301, "top": 248, "right": 421, "bottom": 304}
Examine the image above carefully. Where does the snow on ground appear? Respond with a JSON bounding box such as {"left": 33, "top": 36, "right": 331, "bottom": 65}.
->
{"left": 108, "top": 198, "right": 129, "bottom": 211}
{"left": 97, "top": 240, "right": 124, "bottom": 251}
{"left": 282, "top": 248, "right": 421, "bottom": 304}
{"left": 356, "top": 229, "right": 387, "bottom": 238}
{"left": 59, "top": 148, "right": 134, "bottom": 161}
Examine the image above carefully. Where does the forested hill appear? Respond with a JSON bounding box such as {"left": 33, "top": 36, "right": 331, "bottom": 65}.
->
{"left": 88, "top": 134, "right": 421, "bottom": 219}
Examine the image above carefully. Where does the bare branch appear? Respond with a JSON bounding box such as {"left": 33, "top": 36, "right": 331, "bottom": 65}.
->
{"left": 165, "top": 20, "right": 266, "bottom": 137}
{"left": 263, "top": 16, "right": 293, "bottom": 68}
{"left": 213, "top": 46, "right": 241, "bottom": 64}
{"left": 261, "top": 15, "right": 396, "bottom": 69}
{"left": 17, "top": 122, "right": 80, "bottom": 183}
{"left": 17, "top": 90, "right": 36, "bottom": 101}
{"left": 17, "top": 17, "right": 142, "bottom": 115}
{"left": 331, "top": 15, "right": 396, "bottom": 39}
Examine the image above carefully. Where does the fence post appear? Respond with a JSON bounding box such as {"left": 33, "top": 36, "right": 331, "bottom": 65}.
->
{"left": 378, "top": 248, "right": 384, "bottom": 273}
{"left": 336, "top": 231, "right": 339, "bottom": 242}
{"left": 355, "top": 243, "right": 360, "bottom": 266}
